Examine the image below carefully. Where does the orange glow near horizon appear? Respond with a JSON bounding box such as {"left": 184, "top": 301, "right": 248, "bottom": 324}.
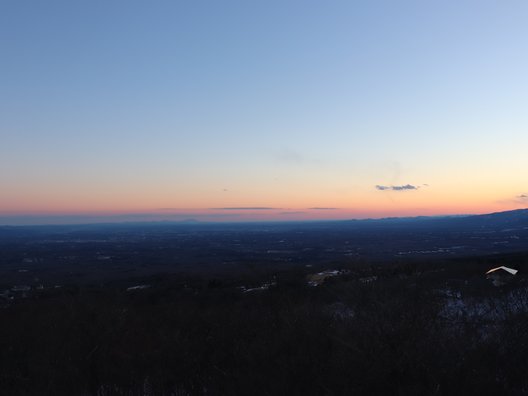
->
{"left": 0, "top": 202, "right": 525, "bottom": 225}
{"left": 1, "top": 179, "right": 526, "bottom": 224}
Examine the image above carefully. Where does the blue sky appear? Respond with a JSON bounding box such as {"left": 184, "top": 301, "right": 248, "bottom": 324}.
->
{"left": 1, "top": 1, "right": 528, "bottom": 224}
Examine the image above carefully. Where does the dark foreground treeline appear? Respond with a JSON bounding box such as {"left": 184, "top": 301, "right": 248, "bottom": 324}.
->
{"left": 2, "top": 258, "right": 528, "bottom": 395}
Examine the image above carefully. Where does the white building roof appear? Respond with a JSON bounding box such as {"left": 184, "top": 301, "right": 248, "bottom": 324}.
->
{"left": 485, "top": 266, "right": 518, "bottom": 276}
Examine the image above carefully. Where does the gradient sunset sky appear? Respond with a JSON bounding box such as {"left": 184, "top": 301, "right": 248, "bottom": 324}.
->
{"left": 2, "top": 1, "right": 528, "bottom": 224}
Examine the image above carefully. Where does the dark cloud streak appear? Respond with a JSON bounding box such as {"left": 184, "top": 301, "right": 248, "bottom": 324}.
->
{"left": 376, "top": 184, "right": 419, "bottom": 191}
{"left": 211, "top": 207, "right": 280, "bottom": 210}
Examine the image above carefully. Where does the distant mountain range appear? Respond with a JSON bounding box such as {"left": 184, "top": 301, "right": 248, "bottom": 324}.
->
{"left": 1, "top": 208, "right": 528, "bottom": 230}
{"left": 1, "top": 208, "right": 528, "bottom": 262}
{"left": 340, "top": 208, "right": 528, "bottom": 231}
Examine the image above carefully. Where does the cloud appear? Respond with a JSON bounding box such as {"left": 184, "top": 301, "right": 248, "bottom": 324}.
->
{"left": 514, "top": 194, "right": 528, "bottom": 204}
{"left": 273, "top": 148, "right": 322, "bottom": 167}
{"left": 496, "top": 194, "right": 528, "bottom": 206}
{"left": 392, "top": 184, "right": 418, "bottom": 191}
{"left": 307, "top": 207, "right": 339, "bottom": 210}
{"left": 376, "top": 184, "right": 419, "bottom": 191}
{"left": 274, "top": 148, "right": 304, "bottom": 164}
{"left": 211, "top": 207, "right": 280, "bottom": 210}
{"left": 280, "top": 211, "right": 307, "bottom": 215}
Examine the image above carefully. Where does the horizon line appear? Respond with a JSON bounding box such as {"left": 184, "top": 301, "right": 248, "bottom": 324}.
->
{"left": 0, "top": 207, "right": 526, "bottom": 227}
{"left": 1, "top": 210, "right": 512, "bottom": 228}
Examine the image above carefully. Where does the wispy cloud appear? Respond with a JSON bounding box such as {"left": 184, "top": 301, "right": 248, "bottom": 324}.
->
{"left": 274, "top": 148, "right": 304, "bottom": 164}
{"left": 376, "top": 184, "right": 419, "bottom": 191}
{"left": 308, "top": 207, "right": 339, "bottom": 210}
{"left": 280, "top": 211, "right": 307, "bottom": 215}
{"left": 496, "top": 194, "right": 528, "bottom": 206}
{"left": 273, "top": 148, "right": 322, "bottom": 167}
{"left": 515, "top": 194, "right": 528, "bottom": 204}
{"left": 211, "top": 207, "right": 280, "bottom": 210}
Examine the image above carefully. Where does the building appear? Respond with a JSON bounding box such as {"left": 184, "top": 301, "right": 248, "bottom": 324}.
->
{"left": 485, "top": 266, "right": 518, "bottom": 287}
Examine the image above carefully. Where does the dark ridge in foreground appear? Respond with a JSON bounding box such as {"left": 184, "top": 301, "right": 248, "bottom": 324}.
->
{"left": 2, "top": 252, "right": 528, "bottom": 395}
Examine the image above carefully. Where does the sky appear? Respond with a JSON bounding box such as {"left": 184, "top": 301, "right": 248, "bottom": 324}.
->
{"left": 1, "top": 0, "right": 528, "bottom": 224}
